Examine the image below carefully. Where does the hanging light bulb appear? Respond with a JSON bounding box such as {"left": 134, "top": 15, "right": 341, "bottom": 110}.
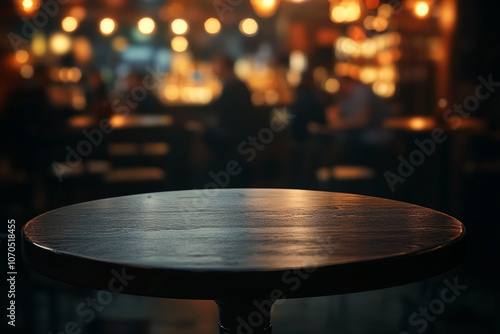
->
{"left": 330, "top": 0, "right": 363, "bottom": 23}
{"left": 250, "top": 0, "right": 280, "bottom": 18}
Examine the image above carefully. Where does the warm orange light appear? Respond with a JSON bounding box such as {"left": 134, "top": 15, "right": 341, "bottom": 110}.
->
{"left": 438, "top": 98, "right": 447, "bottom": 108}
{"left": 68, "top": 6, "right": 87, "bottom": 22}
{"left": 20, "top": 64, "right": 34, "bottom": 79}
{"left": 164, "top": 85, "right": 180, "bottom": 101}
{"left": 15, "top": 50, "right": 29, "bottom": 63}
{"left": 365, "top": 0, "right": 379, "bottom": 10}
{"left": 22, "top": 0, "right": 33, "bottom": 9}
{"left": 409, "top": 117, "right": 428, "bottom": 130}
{"left": 204, "top": 18, "right": 221, "bottom": 35}
{"left": 112, "top": 36, "right": 128, "bottom": 52}
{"left": 62, "top": 17, "right": 78, "bottom": 32}
{"left": 138, "top": 17, "right": 156, "bottom": 34}
{"left": 414, "top": 2, "right": 430, "bottom": 18}
{"left": 171, "top": 18, "right": 188, "bottom": 35}
{"left": 372, "top": 80, "right": 395, "bottom": 98}
{"left": 377, "top": 4, "right": 393, "bottom": 18}
{"left": 73, "top": 37, "right": 93, "bottom": 64}
{"left": 324, "top": 78, "right": 340, "bottom": 93}
{"left": 100, "top": 18, "right": 116, "bottom": 35}
{"left": 171, "top": 36, "right": 189, "bottom": 52}
{"left": 49, "top": 33, "right": 72, "bottom": 55}
{"left": 250, "top": 0, "right": 280, "bottom": 18}
{"left": 330, "top": 0, "right": 362, "bottom": 23}
{"left": 239, "top": 18, "right": 259, "bottom": 37}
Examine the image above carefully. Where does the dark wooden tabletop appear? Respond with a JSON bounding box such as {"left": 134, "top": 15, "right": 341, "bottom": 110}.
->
{"left": 22, "top": 189, "right": 466, "bottom": 300}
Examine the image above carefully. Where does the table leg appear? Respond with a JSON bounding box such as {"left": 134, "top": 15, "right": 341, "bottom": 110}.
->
{"left": 215, "top": 299, "right": 275, "bottom": 334}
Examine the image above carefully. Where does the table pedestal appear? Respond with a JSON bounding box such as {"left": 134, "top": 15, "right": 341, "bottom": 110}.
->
{"left": 215, "top": 299, "right": 275, "bottom": 334}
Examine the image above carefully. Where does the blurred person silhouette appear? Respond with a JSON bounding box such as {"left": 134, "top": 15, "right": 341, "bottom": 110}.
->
{"left": 122, "top": 72, "right": 164, "bottom": 114}
{"left": 209, "top": 55, "right": 253, "bottom": 145}
{"left": 4, "top": 64, "right": 56, "bottom": 174}
{"left": 3, "top": 64, "right": 60, "bottom": 211}
{"left": 290, "top": 68, "right": 332, "bottom": 188}
{"left": 311, "top": 75, "right": 391, "bottom": 166}
{"left": 203, "top": 54, "right": 254, "bottom": 187}
{"left": 84, "top": 69, "right": 113, "bottom": 122}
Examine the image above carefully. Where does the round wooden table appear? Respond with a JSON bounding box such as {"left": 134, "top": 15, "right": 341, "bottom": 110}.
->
{"left": 22, "top": 189, "right": 466, "bottom": 334}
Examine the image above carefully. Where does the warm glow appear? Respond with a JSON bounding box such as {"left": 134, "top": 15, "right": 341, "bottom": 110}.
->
{"left": 31, "top": 34, "right": 46, "bottom": 57}
{"left": 204, "top": 18, "right": 221, "bottom": 35}
{"left": 330, "top": 0, "right": 362, "bottom": 23}
{"left": 365, "top": 0, "right": 379, "bottom": 10}
{"left": 409, "top": 117, "right": 428, "bottom": 130}
{"left": 334, "top": 63, "right": 350, "bottom": 76}
{"left": 62, "top": 17, "right": 78, "bottom": 32}
{"left": 112, "top": 36, "right": 128, "bottom": 52}
{"left": 414, "top": 2, "right": 430, "bottom": 18}
{"left": 138, "top": 17, "right": 156, "bottom": 34}
{"left": 377, "top": 4, "right": 393, "bottom": 18}
{"left": 68, "top": 6, "right": 87, "bottom": 21}
{"left": 100, "top": 18, "right": 116, "bottom": 35}
{"left": 171, "top": 36, "right": 189, "bottom": 52}
{"left": 68, "top": 67, "right": 82, "bottom": 82}
{"left": 73, "top": 37, "right": 93, "bottom": 64}
{"left": 264, "top": 90, "right": 279, "bottom": 105}
{"left": 359, "top": 67, "right": 377, "bottom": 84}
{"left": 324, "top": 78, "right": 340, "bottom": 93}
{"left": 286, "top": 70, "right": 301, "bottom": 87}
{"left": 378, "top": 66, "right": 397, "bottom": 81}
{"left": 250, "top": 0, "right": 280, "bottom": 18}
{"left": 331, "top": 6, "right": 347, "bottom": 23}
{"left": 372, "top": 16, "right": 388, "bottom": 32}
{"left": 15, "top": 50, "right": 29, "bottom": 63}
{"left": 22, "top": 0, "right": 33, "bottom": 9}
{"left": 239, "top": 18, "right": 259, "bottom": 37}
{"left": 372, "top": 80, "right": 395, "bottom": 97}
{"left": 164, "top": 85, "right": 180, "bottom": 101}
{"left": 438, "top": 98, "right": 447, "bottom": 108}
{"left": 313, "top": 67, "right": 328, "bottom": 82}
{"left": 49, "top": 33, "right": 72, "bottom": 55}
{"left": 110, "top": 115, "right": 126, "bottom": 128}
{"left": 171, "top": 18, "right": 189, "bottom": 35}
{"left": 20, "top": 64, "right": 34, "bottom": 79}
{"left": 289, "top": 51, "right": 308, "bottom": 73}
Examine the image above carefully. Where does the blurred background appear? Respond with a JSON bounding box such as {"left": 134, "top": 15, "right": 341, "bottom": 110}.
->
{"left": 0, "top": 0, "right": 499, "bottom": 333}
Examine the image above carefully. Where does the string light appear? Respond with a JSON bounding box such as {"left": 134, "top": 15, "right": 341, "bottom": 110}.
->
{"left": 100, "top": 18, "right": 116, "bottom": 35}
{"left": 61, "top": 17, "right": 78, "bottom": 33}
{"left": 171, "top": 19, "right": 189, "bottom": 35}
{"left": 239, "top": 18, "right": 259, "bottom": 37}
{"left": 138, "top": 17, "right": 156, "bottom": 34}
{"left": 414, "top": 1, "right": 430, "bottom": 18}
{"left": 250, "top": 0, "right": 280, "bottom": 18}
{"left": 204, "top": 18, "right": 221, "bottom": 35}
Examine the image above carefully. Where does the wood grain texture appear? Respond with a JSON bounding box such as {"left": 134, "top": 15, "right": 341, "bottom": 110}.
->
{"left": 22, "top": 189, "right": 466, "bottom": 300}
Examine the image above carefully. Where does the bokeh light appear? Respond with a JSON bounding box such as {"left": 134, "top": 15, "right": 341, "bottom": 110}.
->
{"left": 204, "top": 18, "right": 221, "bottom": 35}
{"left": 20, "top": 64, "right": 34, "bottom": 79}
{"left": 414, "top": 2, "right": 430, "bottom": 18}
{"left": 112, "top": 36, "right": 129, "bottom": 52}
{"left": 171, "top": 36, "right": 189, "bottom": 52}
{"left": 324, "top": 78, "right": 340, "bottom": 93}
{"left": 100, "top": 18, "right": 116, "bottom": 35}
{"left": 15, "top": 50, "right": 29, "bottom": 63}
{"left": 138, "top": 17, "right": 156, "bottom": 34}
{"left": 61, "top": 17, "right": 78, "bottom": 33}
{"left": 49, "top": 33, "right": 72, "bottom": 55}
{"left": 171, "top": 18, "right": 189, "bottom": 35}
{"left": 239, "top": 18, "right": 259, "bottom": 37}
{"left": 250, "top": 0, "right": 280, "bottom": 18}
